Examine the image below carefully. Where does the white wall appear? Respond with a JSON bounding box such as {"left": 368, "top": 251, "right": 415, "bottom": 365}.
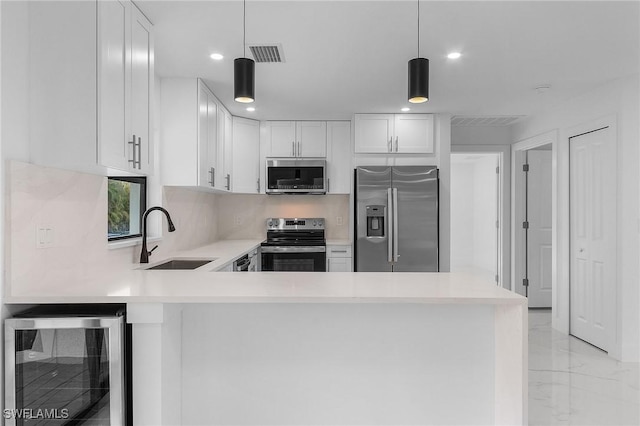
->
{"left": 1, "top": 1, "right": 29, "bottom": 162}
{"left": 512, "top": 73, "right": 640, "bottom": 361}
{"left": 451, "top": 154, "right": 498, "bottom": 283}
{"left": 452, "top": 125, "right": 512, "bottom": 146}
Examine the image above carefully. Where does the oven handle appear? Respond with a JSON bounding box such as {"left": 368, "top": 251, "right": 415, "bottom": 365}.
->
{"left": 261, "top": 246, "right": 326, "bottom": 253}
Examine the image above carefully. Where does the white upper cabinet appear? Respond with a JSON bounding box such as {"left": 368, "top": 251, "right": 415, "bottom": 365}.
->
{"left": 265, "top": 121, "right": 327, "bottom": 158}
{"left": 354, "top": 114, "right": 394, "bottom": 153}
{"left": 217, "top": 107, "right": 234, "bottom": 191}
{"left": 327, "top": 121, "right": 352, "bottom": 194}
{"left": 232, "top": 117, "right": 261, "bottom": 194}
{"left": 98, "top": 0, "right": 154, "bottom": 174}
{"left": 296, "top": 121, "right": 327, "bottom": 157}
{"left": 160, "top": 78, "right": 219, "bottom": 189}
{"left": 26, "top": 0, "right": 153, "bottom": 175}
{"left": 130, "top": 5, "right": 154, "bottom": 173}
{"left": 393, "top": 114, "right": 434, "bottom": 154}
{"left": 354, "top": 114, "right": 433, "bottom": 154}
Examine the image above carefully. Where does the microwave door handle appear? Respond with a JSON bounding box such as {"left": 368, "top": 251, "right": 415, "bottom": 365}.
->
{"left": 387, "top": 188, "right": 393, "bottom": 263}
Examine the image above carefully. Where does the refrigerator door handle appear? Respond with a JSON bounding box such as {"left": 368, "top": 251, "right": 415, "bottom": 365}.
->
{"left": 387, "top": 188, "right": 393, "bottom": 263}
{"left": 393, "top": 187, "right": 399, "bottom": 261}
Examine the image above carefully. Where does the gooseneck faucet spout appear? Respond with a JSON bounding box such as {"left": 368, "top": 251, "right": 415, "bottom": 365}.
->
{"left": 140, "top": 206, "right": 176, "bottom": 263}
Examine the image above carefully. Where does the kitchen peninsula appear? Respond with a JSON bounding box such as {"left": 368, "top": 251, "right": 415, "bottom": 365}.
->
{"left": 6, "top": 268, "right": 527, "bottom": 425}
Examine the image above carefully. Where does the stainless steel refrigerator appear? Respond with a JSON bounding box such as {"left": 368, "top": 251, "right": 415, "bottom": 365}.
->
{"left": 355, "top": 166, "right": 438, "bottom": 272}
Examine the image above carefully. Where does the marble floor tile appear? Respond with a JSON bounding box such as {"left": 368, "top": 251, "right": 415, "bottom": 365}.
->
{"left": 529, "top": 310, "right": 640, "bottom": 425}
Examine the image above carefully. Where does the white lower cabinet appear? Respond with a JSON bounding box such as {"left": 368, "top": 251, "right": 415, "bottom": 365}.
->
{"left": 326, "top": 244, "right": 352, "bottom": 272}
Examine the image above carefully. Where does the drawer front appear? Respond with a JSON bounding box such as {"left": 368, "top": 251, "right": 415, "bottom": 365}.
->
{"left": 326, "top": 245, "right": 352, "bottom": 258}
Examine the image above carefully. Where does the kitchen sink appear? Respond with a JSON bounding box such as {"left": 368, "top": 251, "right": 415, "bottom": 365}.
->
{"left": 145, "top": 259, "right": 216, "bottom": 270}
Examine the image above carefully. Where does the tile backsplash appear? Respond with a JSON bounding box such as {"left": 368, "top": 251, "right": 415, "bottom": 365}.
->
{"left": 215, "top": 193, "right": 350, "bottom": 241}
{"left": 5, "top": 161, "right": 350, "bottom": 294}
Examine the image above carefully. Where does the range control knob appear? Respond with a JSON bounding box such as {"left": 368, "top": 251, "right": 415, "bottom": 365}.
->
{"left": 267, "top": 220, "right": 273, "bottom": 227}
{"left": 312, "top": 220, "right": 317, "bottom": 227}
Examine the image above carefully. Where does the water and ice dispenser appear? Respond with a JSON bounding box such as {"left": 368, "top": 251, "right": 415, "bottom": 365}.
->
{"left": 365, "top": 205, "right": 385, "bottom": 237}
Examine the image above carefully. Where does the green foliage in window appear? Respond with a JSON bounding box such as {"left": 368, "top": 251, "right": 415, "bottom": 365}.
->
{"left": 108, "top": 180, "right": 131, "bottom": 236}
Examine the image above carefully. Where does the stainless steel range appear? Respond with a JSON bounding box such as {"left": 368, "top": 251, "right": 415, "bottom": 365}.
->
{"left": 261, "top": 218, "right": 326, "bottom": 272}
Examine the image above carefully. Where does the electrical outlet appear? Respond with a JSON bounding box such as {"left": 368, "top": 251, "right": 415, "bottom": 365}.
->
{"left": 336, "top": 216, "right": 343, "bottom": 226}
{"left": 235, "top": 216, "right": 242, "bottom": 226}
{"left": 36, "top": 225, "right": 54, "bottom": 248}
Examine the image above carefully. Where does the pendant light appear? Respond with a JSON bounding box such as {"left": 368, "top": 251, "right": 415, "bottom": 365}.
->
{"left": 234, "top": 0, "right": 255, "bottom": 103}
{"left": 408, "top": 0, "right": 429, "bottom": 103}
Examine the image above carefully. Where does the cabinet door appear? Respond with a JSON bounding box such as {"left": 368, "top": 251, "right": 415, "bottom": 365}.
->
{"left": 266, "top": 121, "right": 296, "bottom": 157}
{"left": 130, "top": 5, "right": 154, "bottom": 173}
{"left": 354, "top": 114, "right": 394, "bottom": 153}
{"left": 327, "top": 121, "right": 352, "bottom": 194}
{"left": 207, "top": 95, "right": 219, "bottom": 188}
{"left": 232, "top": 117, "right": 260, "bottom": 193}
{"left": 217, "top": 106, "right": 233, "bottom": 191}
{"left": 394, "top": 114, "right": 434, "bottom": 153}
{"left": 97, "top": 0, "right": 130, "bottom": 171}
{"left": 327, "top": 257, "right": 352, "bottom": 272}
{"left": 296, "top": 121, "right": 327, "bottom": 157}
{"left": 198, "top": 84, "right": 212, "bottom": 187}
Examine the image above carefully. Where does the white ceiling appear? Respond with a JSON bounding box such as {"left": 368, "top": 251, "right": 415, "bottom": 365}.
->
{"left": 138, "top": 0, "right": 640, "bottom": 121}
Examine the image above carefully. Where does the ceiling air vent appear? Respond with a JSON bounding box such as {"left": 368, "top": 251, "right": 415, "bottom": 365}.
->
{"left": 248, "top": 44, "right": 285, "bottom": 63}
{"left": 451, "top": 115, "right": 524, "bottom": 127}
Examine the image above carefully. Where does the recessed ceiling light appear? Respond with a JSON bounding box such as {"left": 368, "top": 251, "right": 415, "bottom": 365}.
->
{"left": 210, "top": 53, "right": 224, "bottom": 60}
{"left": 447, "top": 52, "right": 462, "bottom": 59}
{"left": 401, "top": 107, "right": 411, "bottom": 112}
{"left": 246, "top": 107, "right": 255, "bottom": 112}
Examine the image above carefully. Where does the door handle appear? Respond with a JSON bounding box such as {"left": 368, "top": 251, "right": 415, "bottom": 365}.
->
{"left": 128, "top": 134, "right": 137, "bottom": 167}
{"left": 387, "top": 188, "right": 393, "bottom": 263}
{"left": 393, "top": 187, "right": 399, "bottom": 262}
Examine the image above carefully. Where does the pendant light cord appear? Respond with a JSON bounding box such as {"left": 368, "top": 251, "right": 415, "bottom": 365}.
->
{"left": 243, "top": 0, "right": 246, "bottom": 58}
{"left": 417, "top": 0, "right": 420, "bottom": 57}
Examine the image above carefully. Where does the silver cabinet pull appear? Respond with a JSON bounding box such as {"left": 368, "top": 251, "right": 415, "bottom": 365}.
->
{"left": 387, "top": 188, "right": 393, "bottom": 263}
{"left": 393, "top": 187, "right": 399, "bottom": 261}
{"left": 388, "top": 136, "right": 393, "bottom": 152}
{"left": 327, "top": 178, "right": 330, "bottom": 193}
{"left": 257, "top": 179, "right": 260, "bottom": 193}
{"left": 395, "top": 136, "right": 399, "bottom": 152}
{"left": 292, "top": 141, "right": 295, "bottom": 157}
{"left": 208, "top": 168, "right": 214, "bottom": 186}
{"left": 212, "top": 167, "right": 215, "bottom": 187}
{"left": 225, "top": 173, "right": 231, "bottom": 190}
{"left": 128, "top": 134, "right": 137, "bottom": 167}
{"left": 298, "top": 141, "right": 301, "bottom": 157}
{"left": 332, "top": 249, "right": 348, "bottom": 253}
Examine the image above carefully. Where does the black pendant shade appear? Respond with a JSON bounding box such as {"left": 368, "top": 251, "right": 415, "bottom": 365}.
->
{"left": 234, "top": 57, "right": 255, "bottom": 103}
{"left": 408, "top": 57, "right": 429, "bottom": 103}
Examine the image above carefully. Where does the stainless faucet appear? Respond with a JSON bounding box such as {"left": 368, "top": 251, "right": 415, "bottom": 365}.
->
{"left": 140, "top": 206, "right": 176, "bottom": 263}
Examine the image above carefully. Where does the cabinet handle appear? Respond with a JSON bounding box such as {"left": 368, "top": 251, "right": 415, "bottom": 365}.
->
{"left": 257, "top": 179, "right": 260, "bottom": 193}
{"left": 292, "top": 141, "right": 295, "bottom": 157}
{"left": 388, "top": 137, "right": 392, "bottom": 153}
{"left": 298, "top": 141, "right": 301, "bottom": 157}
{"left": 128, "top": 134, "right": 137, "bottom": 166}
{"left": 332, "top": 249, "right": 348, "bottom": 253}
{"left": 226, "top": 174, "right": 231, "bottom": 190}
{"left": 395, "top": 136, "right": 399, "bottom": 152}
{"left": 137, "top": 136, "right": 142, "bottom": 169}
{"left": 208, "top": 168, "right": 214, "bottom": 186}
{"left": 327, "top": 178, "right": 330, "bottom": 193}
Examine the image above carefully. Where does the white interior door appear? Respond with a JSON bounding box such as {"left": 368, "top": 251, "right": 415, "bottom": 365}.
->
{"left": 527, "top": 150, "right": 553, "bottom": 308}
{"left": 569, "top": 127, "right": 615, "bottom": 351}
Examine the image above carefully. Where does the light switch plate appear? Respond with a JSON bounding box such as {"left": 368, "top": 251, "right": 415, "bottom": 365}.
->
{"left": 36, "top": 225, "right": 54, "bottom": 248}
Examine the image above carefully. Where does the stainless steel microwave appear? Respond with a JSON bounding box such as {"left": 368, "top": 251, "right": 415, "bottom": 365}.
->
{"left": 266, "top": 159, "right": 326, "bottom": 194}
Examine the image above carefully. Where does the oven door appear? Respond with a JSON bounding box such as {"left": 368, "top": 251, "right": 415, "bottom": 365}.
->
{"left": 261, "top": 246, "right": 326, "bottom": 272}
